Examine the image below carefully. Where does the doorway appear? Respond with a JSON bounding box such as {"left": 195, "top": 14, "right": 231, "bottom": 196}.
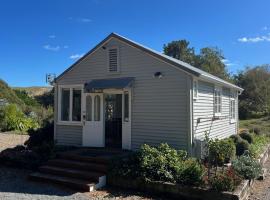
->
{"left": 105, "top": 94, "right": 122, "bottom": 148}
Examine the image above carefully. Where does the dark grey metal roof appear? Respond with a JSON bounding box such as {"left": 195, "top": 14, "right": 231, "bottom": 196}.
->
{"left": 84, "top": 77, "right": 134, "bottom": 92}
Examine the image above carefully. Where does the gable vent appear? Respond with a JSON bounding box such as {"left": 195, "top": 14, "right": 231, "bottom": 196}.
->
{"left": 108, "top": 48, "right": 118, "bottom": 72}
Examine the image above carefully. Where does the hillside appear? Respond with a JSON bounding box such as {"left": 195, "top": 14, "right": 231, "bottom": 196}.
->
{"left": 0, "top": 79, "right": 24, "bottom": 106}
{"left": 13, "top": 86, "right": 52, "bottom": 97}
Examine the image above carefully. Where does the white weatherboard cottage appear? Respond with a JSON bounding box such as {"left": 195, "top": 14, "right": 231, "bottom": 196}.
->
{"left": 54, "top": 33, "right": 243, "bottom": 156}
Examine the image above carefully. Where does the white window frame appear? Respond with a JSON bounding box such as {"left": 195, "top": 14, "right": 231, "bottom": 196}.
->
{"left": 214, "top": 86, "right": 222, "bottom": 116}
{"left": 57, "top": 84, "right": 83, "bottom": 125}
{"left": 193, "top": 79, "right": 198, "bottom": 100}
{"left": 230, "top": 92, "right": 236, "bottom": 123}
{"left": 107, "top": 46, "right": 120, "bottom": 73}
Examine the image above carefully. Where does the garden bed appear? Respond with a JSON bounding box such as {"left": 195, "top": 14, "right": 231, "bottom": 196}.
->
{"left": 108, "top": 144, "right": 270, "bottom": 200}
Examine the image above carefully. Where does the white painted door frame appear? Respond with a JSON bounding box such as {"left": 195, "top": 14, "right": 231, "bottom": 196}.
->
{"left": 103, "top": 89, "right": 132, "bottom": 150}
{"left": 82, "top": 93, "right": 104, "bottom": 147}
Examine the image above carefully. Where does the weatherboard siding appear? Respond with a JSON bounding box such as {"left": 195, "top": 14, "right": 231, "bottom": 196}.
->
{"left": 56, "top": 125, "right": 82, "bottom": 146}
{"left": 55, "top": 38, "right": 190, "bottom": 150}
{"left": 193, "top": 80, "right": 237, "bottom": 141}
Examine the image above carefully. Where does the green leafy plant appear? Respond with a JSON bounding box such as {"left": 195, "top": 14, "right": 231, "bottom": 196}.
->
{"left": 235, "top": 139, "right": 250, "bottom": 156}
{"left": 232, "top": 154, "right": 261, "bottom": 180}
{"left": 249, "top": 134, "right": 270, "bottom": 158}
{"left": 240, "top": 132, "right": 253, "bottom": 144}
{"left": 109, "top": 143, "right": 205, "bottom": 186}
{"left": 208, "top": 138, "right": 236, "bottom": 167}
{"left": 0, "top": 104, "right": 39, "bottom": 132}
{"left": 209, "top": 168, "right": 242, "bottom": 192}
{"left": 230, "top": 134, "right": 242, "bottom": 143}
{"left": 175, "top": 158, "right": 205, "bottom": 185}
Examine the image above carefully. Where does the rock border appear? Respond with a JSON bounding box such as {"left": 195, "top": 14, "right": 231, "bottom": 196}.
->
{"left": 108, "top": 144, "right": 270, "bottom": 200}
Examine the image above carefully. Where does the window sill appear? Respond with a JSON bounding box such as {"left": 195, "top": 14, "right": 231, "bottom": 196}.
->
{"left": 230, "top": 119, "right": 236, "bottom": 124}
{"left": 214, "top": 113, "right": 222, "bottom": 117}
{"left": 57, "top": 121, "right": 83, "bottom": 126}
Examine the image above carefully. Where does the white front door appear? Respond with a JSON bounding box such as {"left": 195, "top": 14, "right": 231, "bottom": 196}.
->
{"left": 82, "top": 93, "right": 104, "bottom": 147}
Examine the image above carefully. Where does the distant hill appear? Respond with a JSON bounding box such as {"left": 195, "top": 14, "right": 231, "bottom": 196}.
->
{"left": 13, "top": 86, "right": 52, "bottom": 97}
{"left": 0, "top": 79, "right": 24, "bottom": 107}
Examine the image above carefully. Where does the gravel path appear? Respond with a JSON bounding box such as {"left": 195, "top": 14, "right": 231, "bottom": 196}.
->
{"left": 0, "top": 132, "right": 164, "bottom": 200}
{"left": 248, "top": 159, "right": 270, "bottom": 200}
{"left": 0, "top": 132, "right": 29, "bottom": 152}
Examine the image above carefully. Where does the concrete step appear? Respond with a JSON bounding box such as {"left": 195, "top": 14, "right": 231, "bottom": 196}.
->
{"left": 39, "top": 165, "right": 104, "bottom": 182}
{"left": 47, "top": 159, "right": 108, "bottom": 173}
{"left": 29, "top": 172, "right": 96, "bottom": 191}
{"left": 57, "top": 152, "right": 110, "bottom": 164}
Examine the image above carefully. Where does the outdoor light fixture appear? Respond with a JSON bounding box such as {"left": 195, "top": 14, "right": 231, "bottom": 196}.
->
{"left": 102, "top": 46, "right": 106, "bottom": 50}
{"left": 153, "top": 71, "right": 163, "bottom": 78}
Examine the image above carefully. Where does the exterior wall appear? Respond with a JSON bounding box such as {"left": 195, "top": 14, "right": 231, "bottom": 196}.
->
{"left": 193, "top": 80, "right": 238, "bottom": 142}
{"left": 55, "top": 38, "right": 191, "bottom": 150}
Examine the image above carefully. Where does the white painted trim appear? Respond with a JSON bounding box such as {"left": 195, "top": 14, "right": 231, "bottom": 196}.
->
{"left": 193, "top": 78, "right": 198, "bottom": 100}
{"left": 57, "top": 84, "right": 83, "bottom": 124}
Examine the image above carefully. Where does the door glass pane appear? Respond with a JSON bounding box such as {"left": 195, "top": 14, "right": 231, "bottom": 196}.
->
{"left": 61, "top": 88, "right": 70, "bottom": 121}
{"left": 72, "top": 89, "right": 81, "bottom": 121}
{"left": 94, "top": 95, "right": 101, "bottom": 121}
{"left": 124, "top": 92, "right": 129, "bottom": 121}
{"left": 86, "top": 95, "right": 92, "bottom": 121}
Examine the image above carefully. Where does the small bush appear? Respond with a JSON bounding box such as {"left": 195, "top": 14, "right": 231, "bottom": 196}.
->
{"left": 232, "top": 155, "right": 261, "bottom": 180}
{"left": 230, "top": 134, "right": 242, "bottom": 143}
{"left": 235, "top": 139, "right": 250, "bottom": 156}
{"left": 249, "top": 134, "right": 270, "bottom": 158}
{"left": 175, "top": 158, "right": 205, "bottom": 185}
{"left": 208, "top": 138, "right": 236, "bottom": 167}
{"left": 240, "top": 132, "right": 253, "bottom": 144}
{"left": 210, "top": 168, "right": 242, "bottom": 192}
{"left": 253, "top": 127, "right": 261, "bottom": 135}
{"left": 109, "top": 143, "right": 205, "bottom": 186}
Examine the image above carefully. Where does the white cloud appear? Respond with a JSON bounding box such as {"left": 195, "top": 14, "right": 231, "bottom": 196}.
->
{"left": 70, "top": 54, "right": 84, "bottom": 59}
{"left": 78, "top": 18, "right": 92, "bottom": 23}
{"left": 238, "top": 34, "right": 270, "bottom": 43}
{"left": 262, "top": 26, "right": 268, "bottom": 31}
{"left": 69, "top": 17, "right": 92, "bottom": 23}
{"left": 43, "top": 44, "right": 60, "bottom": 51}
{"left": 221, "top": 59, "right": 238, "bottom": 66}
{"left": 63, "top": 45, "right": 69, "bottom": 49}
{"left": 48, "top": 35, "right": 56, "bottom": 39}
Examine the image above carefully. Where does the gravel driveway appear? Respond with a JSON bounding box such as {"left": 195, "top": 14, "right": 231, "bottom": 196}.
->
{"left": 0, "top": 132, "right": 29, "bottom": 152}
{"left": 0, "top": 132, "right": 162, "bottom": 200}
{"left": 248, "top": 159, "right": 270, "bottom": 200}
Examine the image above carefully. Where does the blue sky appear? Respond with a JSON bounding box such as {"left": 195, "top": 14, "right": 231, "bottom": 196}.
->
{"left": 0, "top": 0, "right": 269, "bottom": 86}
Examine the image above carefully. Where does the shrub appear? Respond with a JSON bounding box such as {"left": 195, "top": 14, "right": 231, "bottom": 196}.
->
{"left": 0, "top": 104, "right": 39, "bottom": 132}
{"left": 253, "top": 127, "right": 261, "bottom": 135}
{"left": 208, "top": 138, "right": 236, "bottom": 167}
{"left": 249, "top": 134, "right": 270, "bottom": 158}
{"left": 109, "top": 143, "right": 205, "bottom": 186}
{"left": 240, "top": 132, "right": 253, "bottom": 144}
{"left": 232, "top": 155, "right": 261, "bottom": 180}
{"left": 210, "top": 168, "right": 242, "bottom": 192}
{"left": 175, "top": 158, "right": 205, "bottom": 185}
{"left": 235, "top": 139, "right": 250, "bottom": 156}
{"left": 230, "top": 134, "right": 242, "bottom": 143}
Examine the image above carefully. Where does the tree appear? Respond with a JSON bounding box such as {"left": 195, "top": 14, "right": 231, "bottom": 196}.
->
{"left": 197, "top": 47, "right": 230, "bottom": 81}
{"left": 163, "top": 40, "right": 198, "bottom": 66}
{"left": 163, "top": 41, "right": 231, "bottom": 81}
{"left": 234, "top": 65, "right": 270, "bottom": 119}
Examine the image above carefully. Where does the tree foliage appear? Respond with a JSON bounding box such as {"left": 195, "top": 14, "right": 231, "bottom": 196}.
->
{"left": 163, "top": 40, "right": 231, "bottom": 80}
{"left": 234, "top": 65, "right": 270, "bottom": 119}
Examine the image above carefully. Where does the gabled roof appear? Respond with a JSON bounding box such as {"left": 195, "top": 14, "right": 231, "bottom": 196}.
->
{"left": 56, "top": 33, "right": 243, "bottom": 91}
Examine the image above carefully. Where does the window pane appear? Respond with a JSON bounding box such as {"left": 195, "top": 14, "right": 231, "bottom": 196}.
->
{"left": 72, "top": 89, "right": 81, "bottom": 121}
{"left": 61, "top": 89, "right": 70, "bottom": 121}
{"left": 86, "top": 95, "right": 92, "bottom": 121}
{"left": 94, "top": 95, "right": 101, "bottom": 121}
{"left": 124, "top": 92, "right": 129, "bottom": 121}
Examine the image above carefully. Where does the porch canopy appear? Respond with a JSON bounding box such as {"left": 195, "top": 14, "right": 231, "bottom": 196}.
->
{"left": 84, "top": 77, "right": 134, "bottom": 93}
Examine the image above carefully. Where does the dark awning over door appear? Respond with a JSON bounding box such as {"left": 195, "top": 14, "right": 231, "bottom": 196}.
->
{"left": 84, "top": 77, "right": 134, "bottom": 93}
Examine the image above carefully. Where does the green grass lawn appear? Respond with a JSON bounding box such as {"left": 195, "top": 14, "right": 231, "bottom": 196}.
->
{"left": 240, "top": 117, "right": 270, "bottom": 135}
